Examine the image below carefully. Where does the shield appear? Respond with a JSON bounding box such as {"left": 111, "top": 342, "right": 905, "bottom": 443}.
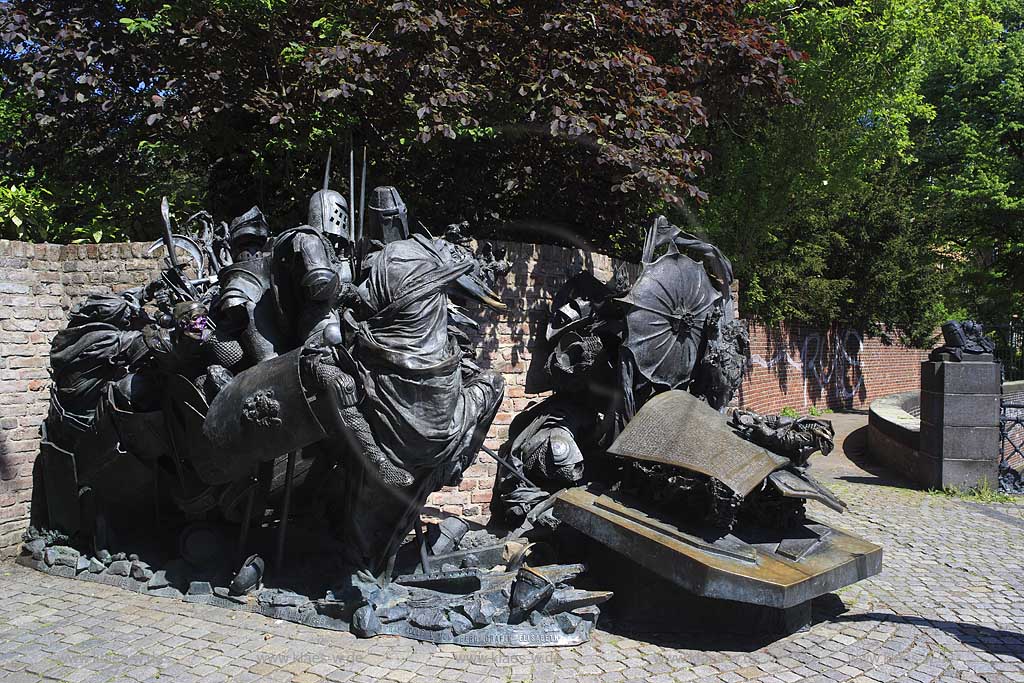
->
{"left": 618, "top": 253, "right": 720, "bottom": 390}
{"left": 203, "top": 347, "right": 327, "bottom": 469}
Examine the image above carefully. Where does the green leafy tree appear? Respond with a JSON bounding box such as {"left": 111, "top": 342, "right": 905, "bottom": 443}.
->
{"left": 695, "top": 0, "right": 1000, "bottom": 341}
{"left": 913, "top": 0, "right": 1024, "bottom": 322}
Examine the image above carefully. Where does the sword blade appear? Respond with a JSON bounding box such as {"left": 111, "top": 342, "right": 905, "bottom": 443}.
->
{"left": 480, "top": 444, "right": 537, "bottom": 489}
{"left": 159, "top": 197, "right": 180, "bottom": 268}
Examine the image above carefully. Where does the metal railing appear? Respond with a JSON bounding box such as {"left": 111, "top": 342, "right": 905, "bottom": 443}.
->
{"left": 1001, "top": 402, "right": 1024, "bottom": 469}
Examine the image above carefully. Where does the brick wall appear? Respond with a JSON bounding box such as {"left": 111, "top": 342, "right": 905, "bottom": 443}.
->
{"left": 736, "top": 322, "right": 930, "bottom": 415}
{"left": 0, "top": 239, "right": 929, "bottom": 555}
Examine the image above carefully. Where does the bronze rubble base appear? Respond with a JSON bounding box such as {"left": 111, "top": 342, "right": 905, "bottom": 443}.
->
{"left": 14, "top": 533, "right": 611, "bottom": 648}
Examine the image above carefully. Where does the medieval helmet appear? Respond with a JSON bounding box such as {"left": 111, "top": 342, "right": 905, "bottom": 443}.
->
{"left": 365, "top": 186, "right": 409, "bottom": 244}
{"left": 229, "top": 206, "right": 270, "bottom": 242}
{"left": 308, "top": 189, "right": 350, "bottom": 240}
{"left": 173, "top": 300, "right": 208, "bottom": 320}
{"left": 173, "top": 301, "right": 211, "bottom": 340}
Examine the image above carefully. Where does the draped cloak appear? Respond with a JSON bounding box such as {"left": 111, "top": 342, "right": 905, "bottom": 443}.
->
{"left": 336, "top": 235, "right": 505, "bottom": 576}
{"left": 353, "top": 234, "right": 483, "bottom": 474}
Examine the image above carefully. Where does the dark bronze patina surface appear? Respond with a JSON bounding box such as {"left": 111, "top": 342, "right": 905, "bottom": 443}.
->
{"left": 554, "top": 485, "right": 882, "bottom": 609}
{"left": 607, "top": 390, "right": 789, "bottom": 496}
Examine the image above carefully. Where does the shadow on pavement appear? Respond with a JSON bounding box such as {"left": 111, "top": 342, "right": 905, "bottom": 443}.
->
{"left": 834, "top": 426, "right": 918, "bottom": 490}
{"left": 600, "top": 594, "right": 851, "bottom": 653}
{"left": 599, "top": 625, "right": 780, "bottom": 654}
{"left": 611, "top": 599, "right": 1024, "bottom": 661}
{"left": 834, "top": 613, "right": 1024, "bottom": 661}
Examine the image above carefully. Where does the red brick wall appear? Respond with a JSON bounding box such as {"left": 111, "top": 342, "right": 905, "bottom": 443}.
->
{"left": 0, "top": 242, "right": 60, "bottom": 554}
{"left": 0, "top": 239, "right": 929, "bottom": 555}
{"left": 734, "top": 322, "right": 930, "bottom": 415}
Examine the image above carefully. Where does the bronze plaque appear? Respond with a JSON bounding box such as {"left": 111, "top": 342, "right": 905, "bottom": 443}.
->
{"left": 607, "top": 390, "right": 787, "bottom": 495}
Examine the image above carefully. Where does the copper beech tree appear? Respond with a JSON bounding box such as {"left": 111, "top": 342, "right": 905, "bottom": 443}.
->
{"left": 0, "top": 1, "right": 801, "bottom": 247}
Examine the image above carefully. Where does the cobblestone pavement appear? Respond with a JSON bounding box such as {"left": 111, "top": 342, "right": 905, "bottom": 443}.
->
{"left": 2, "top": 423, "right": 1024, "bottom": 682}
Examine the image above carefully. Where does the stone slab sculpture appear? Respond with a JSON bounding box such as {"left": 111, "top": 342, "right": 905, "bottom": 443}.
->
{"left": 552, "top": 392, "right": 880, "bottom": 632}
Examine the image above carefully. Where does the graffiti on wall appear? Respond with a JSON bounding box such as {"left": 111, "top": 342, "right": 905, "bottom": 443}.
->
{"left": 749, "top": 328, "right": 865, "bottom": 406}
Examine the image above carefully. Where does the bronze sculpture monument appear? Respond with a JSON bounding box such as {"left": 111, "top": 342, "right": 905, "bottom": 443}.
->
{"left": 19, "top": 158, "right": 880, "bottom": 646}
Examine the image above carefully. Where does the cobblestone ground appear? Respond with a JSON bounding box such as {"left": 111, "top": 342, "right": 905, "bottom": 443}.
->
{"left": 2, "top": 426, "right": 1023, "bottom": 682}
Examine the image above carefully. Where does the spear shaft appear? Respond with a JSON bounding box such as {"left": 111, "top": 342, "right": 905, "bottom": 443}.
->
{"left": 348, "top": 135, "right": 356, "bottom": 240}
{"left": 358, "top": 145, "right": 367, "bottom": 242}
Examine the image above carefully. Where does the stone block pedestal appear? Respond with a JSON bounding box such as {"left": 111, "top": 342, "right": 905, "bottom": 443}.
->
{"left": 919, "top": 356, "right": 1000, "bottom": 489}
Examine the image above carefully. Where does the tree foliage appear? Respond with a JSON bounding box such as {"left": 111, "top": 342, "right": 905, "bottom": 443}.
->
{"left": 2, "top": 0, "right": 1020, "bottom": 335}
{"left": 913, "top": 0, "right": 1024, "bottom": 323}
{"left": 0, "top": 0, "right": 798, "bottom": 245}
{"left": 696, "top": 0, "right": 1017, "bottom": 341}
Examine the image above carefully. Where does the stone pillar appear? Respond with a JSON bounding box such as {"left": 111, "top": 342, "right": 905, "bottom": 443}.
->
{"left": 919, "top": 354, "right": 1001, "bottom": 489}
